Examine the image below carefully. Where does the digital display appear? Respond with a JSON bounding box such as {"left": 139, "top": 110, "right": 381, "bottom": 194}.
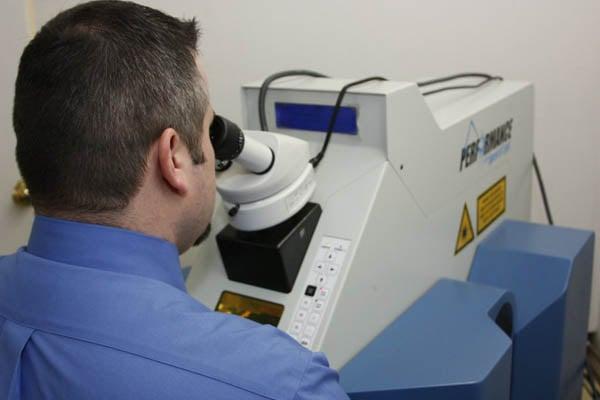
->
{"left": 275, "top": 102, "right": 358, "bottom": 135}
{"left": 215, "top": 291, "right": 284, "bottom": 327}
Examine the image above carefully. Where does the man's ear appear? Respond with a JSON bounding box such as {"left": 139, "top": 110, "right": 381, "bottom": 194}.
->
{"left": 157, "top": 128, "right": 189, "bottom": 195}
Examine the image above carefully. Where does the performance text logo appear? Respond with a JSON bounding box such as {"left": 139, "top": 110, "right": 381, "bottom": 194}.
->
{"left": 460, "top": 119, "right": 513, "bottom": 171}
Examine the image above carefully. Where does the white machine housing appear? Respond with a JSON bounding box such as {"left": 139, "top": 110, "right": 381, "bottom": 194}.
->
{"left": 183, "top": 77, "right": 533, "bottom": 369}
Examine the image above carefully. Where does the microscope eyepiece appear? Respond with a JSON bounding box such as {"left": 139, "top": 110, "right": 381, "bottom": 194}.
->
{"left": 209, "top": 115, "right": 245, "bottom": 161}
{"left": 209, "top": 114, "right": 275, "bottom": 175}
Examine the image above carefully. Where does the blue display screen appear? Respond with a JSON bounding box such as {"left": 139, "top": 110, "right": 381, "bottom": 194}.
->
{"left": 274, "top": 102, "right": 358, "bottom": 135}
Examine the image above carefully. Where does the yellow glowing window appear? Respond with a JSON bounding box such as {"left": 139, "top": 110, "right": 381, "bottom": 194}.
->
{"left": 215, "top": 291, "right": 284, "bottom": 327}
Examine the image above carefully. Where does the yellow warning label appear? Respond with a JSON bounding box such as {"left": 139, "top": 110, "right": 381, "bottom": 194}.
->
{"left": 477, "top": 177, "right": 506, "bottom": 234}
{"left": 455, "top": 204, "right": 475, "bottom": 255}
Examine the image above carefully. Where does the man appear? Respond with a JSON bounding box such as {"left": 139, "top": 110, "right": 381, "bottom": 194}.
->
{"left": 0, "top": 1, "right": 349, "bottom": 399}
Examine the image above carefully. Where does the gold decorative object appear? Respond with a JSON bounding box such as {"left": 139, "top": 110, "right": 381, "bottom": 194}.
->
{"left": 12, "top": 179, "right": 31, "bottom": 205}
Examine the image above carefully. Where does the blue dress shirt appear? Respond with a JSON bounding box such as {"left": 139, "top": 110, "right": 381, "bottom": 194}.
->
{"left": 0, "top": 216, "right": 348, "bottom": 399}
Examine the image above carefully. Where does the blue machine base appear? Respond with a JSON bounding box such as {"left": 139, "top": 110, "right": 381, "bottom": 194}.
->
{"left": 469, "top": 220, "right": 594, "bottom": 400}
{"left": 340, "top": 278, "right": 515, "bottom": 399}
{"left": 339, "top": 220, "right": 594, "bottom": 400}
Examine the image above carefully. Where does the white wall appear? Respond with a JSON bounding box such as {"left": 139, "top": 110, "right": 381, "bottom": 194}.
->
{"left": 32, "top": 0, "right": 600, "bottom": 328}
{"left": 0, "top": 1, "right": 35, "bottom": 253}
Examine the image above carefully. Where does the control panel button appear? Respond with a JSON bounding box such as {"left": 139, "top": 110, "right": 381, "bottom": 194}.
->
{"left": 304, "top": 325, "right": 316, "bottom": 337}
{"left": 316, "top": 275, "right": 327, "bottom": 286}
{"left": 291, "top": 321, "right": 303, "bottom": 334}
{"left": 314, "top": 262, "right": 325, "bottom": 273}
{"left": 300, "top": 337, "right": 312, "bottom": 348}
{"left": 325, "top": 251, "right": 337, "bottom": 263}
{"left": 325, "top": 264, "right": 338, "bottom": 276}
{"left": 305, "top": 285, "right": 317, "bottom": 297}
{"left": 296, "top": 309, "right": 307, "bottom": 321}
{"left": 300, "top": 298, "right": 312, "bottom": 309}
{"left": 308, "top": 313, "right": 320, "bottom": 325}
{"left": 313, "top": 299, "right": 325, "bottom": 312}
{"left": 318, "top": 288, "right": 329, "bottom": 299}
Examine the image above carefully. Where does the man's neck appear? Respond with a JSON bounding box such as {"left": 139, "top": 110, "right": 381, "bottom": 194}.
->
{"left": 35, "top": 207, "right": 177, "bottom": 245}
{"left": 37, "top": 208, "right": 127, "bottom": 230}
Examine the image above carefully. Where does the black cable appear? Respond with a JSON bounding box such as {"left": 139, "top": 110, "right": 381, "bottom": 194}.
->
{"left": 592, "top": 371, "right": 600, "bottom": 399}
{"left": 591, "top": 369, "right": 600, "bottom": 399}
{"left": 258, "top": 70, "right": 329, "bottom": 131}
{"left": 533, "top": 154, "right": 554, "bottom": 225}
{"left": 589, "top": 342, "right": 600, "bottom": 365}
{"left": 421, "top": 76, "right": 503, "bottom": 96}
{"left": 259, "top": 70, "right": 502, "bottom": 166}
{"left": 586, "top": 360, "right": 600, "bottom": 399}
{"left": 417, "top": 72, "right": 499, "bottom": 87}
{"left": 586, "top": 342, "right": 600, "bottom": 400}
{"left": 585, "top": 380, "right": 594, "bottom": 398}
{"left": 310, "top": 76, "right": 387, "bottom": 168}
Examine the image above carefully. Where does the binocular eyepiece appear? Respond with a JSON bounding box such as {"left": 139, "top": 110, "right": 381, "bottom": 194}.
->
{"left": 209, "top": 115, "right": 245, "bottom": 161}
{"left": 209, "top": 115, "right": 274, "bottom": 174}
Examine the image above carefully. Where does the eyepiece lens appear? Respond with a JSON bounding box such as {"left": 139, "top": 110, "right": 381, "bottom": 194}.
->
{"left": 209, "top": 114, "right": 244, "bottom": 161}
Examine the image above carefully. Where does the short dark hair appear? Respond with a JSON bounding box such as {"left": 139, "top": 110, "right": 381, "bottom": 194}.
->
{"left": 13, "top": 0, "right": 208, "bottom": 213}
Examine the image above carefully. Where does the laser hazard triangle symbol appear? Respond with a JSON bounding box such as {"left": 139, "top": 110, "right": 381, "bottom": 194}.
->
{"left": 455, "top": 203, "right": 474, "bottom": 255}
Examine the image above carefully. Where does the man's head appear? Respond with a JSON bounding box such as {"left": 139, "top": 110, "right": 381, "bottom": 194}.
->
{"left": 13, "top": 0, "right": 216, "bottom": 252}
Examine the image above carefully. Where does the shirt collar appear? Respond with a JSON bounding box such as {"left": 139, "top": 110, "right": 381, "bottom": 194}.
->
{"left": 27, "top": 215, "right": 186, "bottom": 292}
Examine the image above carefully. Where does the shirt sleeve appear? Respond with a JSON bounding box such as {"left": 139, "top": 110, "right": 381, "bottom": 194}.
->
{"left": 293, "top": 351, "right": 350, "bottom": 400}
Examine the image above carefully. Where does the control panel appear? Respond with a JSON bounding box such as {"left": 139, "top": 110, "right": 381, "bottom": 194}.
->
{"left": 286, "top": 236, "right": 351, "bottom": 349}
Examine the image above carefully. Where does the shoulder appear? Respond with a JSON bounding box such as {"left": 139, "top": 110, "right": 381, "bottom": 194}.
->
{"left": 192, "top": 310, "right": 314, "bottom": 376}
{"left": 190, "top": 312, "right": 348, "bottom": 400}
{"left": 27, "top": 313, "right": 318, "bottom": 400}
{"left": 0, "top": 251, "right": 18, "bottom": 278}
{"left": 0, "top": 251, "right": 15, "bottom": 264}
{"left": 102, "top": 295, "right": 346, "bottom": 400}
{"left": 75, "top": 283, "right": 323, "bottom": 399}
{"left": 27, "top": 321, "right": 347, "bottom": 400}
